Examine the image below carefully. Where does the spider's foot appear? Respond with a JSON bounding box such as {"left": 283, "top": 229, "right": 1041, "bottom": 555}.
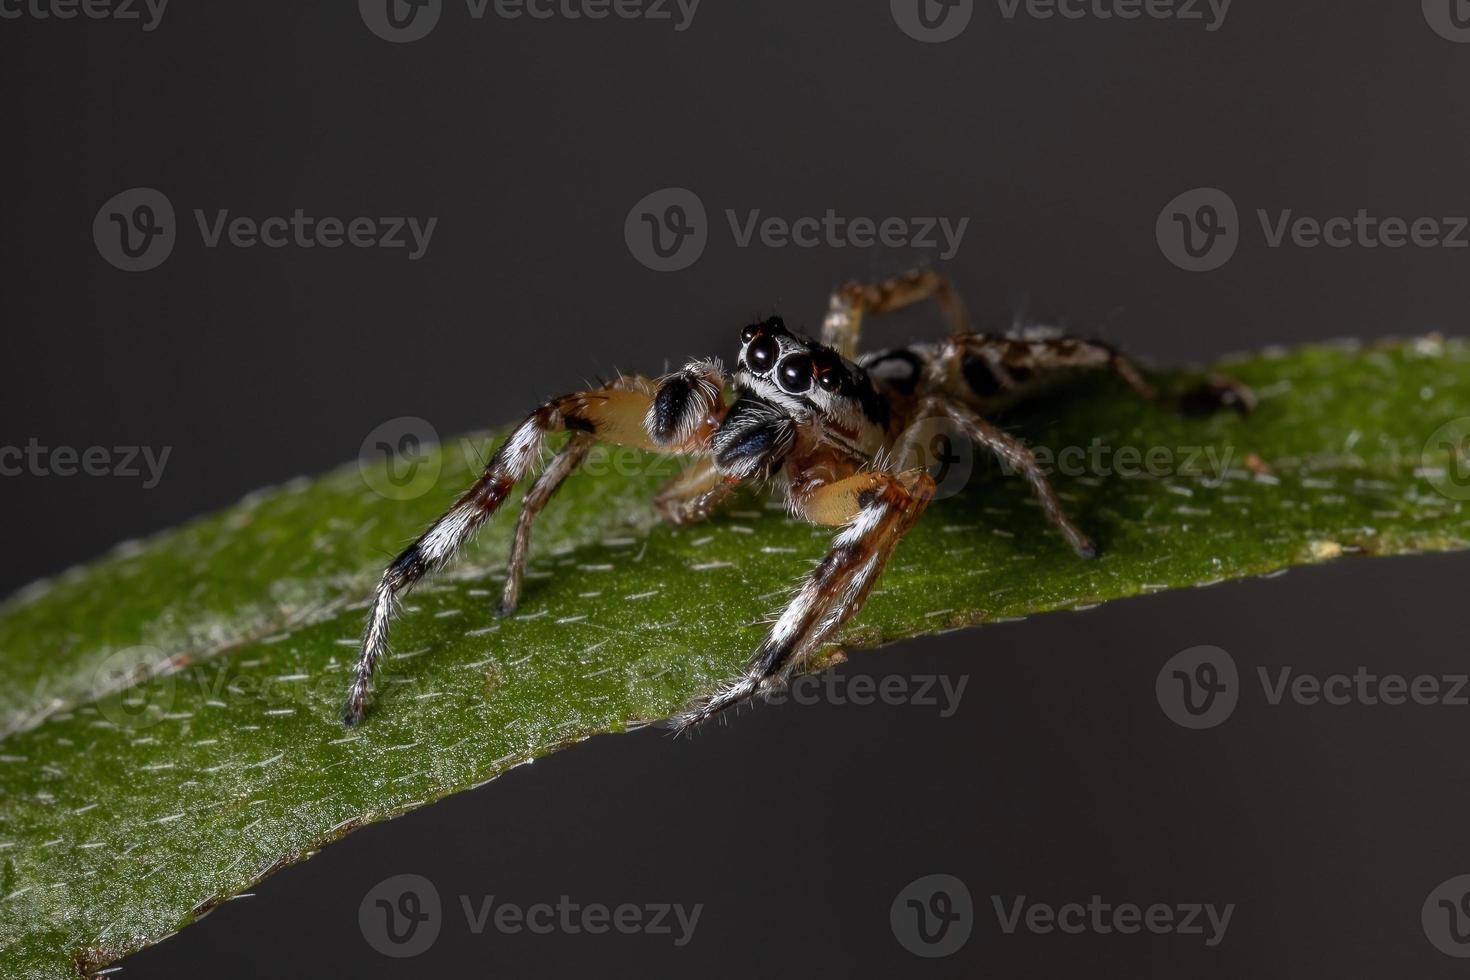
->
{"left": 1179, "top": 375, "right": 1256, "bottom": 417}
{"left": 342, "top": 681, "right": 371, "bottom": 727}
{"left": 1060, "top": 527, "right": 1098, "bottom": 561}
{"left": 497, "top": 577, "right": 524, "bottom": 618}
{"left": 668, "top": 676, "right": 761, "bottom": 734}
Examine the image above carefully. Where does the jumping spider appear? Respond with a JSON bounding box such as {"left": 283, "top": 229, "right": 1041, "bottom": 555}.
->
{"left": 343, "top": 269, "right": 1253, "bottom": 731}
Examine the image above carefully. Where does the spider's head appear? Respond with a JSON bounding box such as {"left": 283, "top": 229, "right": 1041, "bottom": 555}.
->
{"left": 733, "top": 316, "right": 888, "bottom": 429}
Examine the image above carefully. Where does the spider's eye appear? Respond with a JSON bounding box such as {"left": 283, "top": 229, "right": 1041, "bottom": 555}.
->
{"left": 777, "top": 354, "right": 814, "bottom": 393}
{"left": 741, "top": 323, "right": 759, "bottom": 343}
{"left": 764, "top": 315, "right": 786, "bottom": 331}
{"left": 746, "top": 334, "right": 778, "bottom": 374}
{"left": 811, "top": 351, "right": 844, "bottom": 392}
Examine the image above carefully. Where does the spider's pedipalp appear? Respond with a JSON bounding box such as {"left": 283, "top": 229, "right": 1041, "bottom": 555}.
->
{"left": 653, "top": 457, "right": 742, "bottom": 526}
{"left": 645, "top": 358, "right": 725, "bottom": 446}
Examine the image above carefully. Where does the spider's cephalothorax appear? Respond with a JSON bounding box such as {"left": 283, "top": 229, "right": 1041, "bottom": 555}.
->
{"left": 342, "top": 269, "right": 1254, "bottom": 731}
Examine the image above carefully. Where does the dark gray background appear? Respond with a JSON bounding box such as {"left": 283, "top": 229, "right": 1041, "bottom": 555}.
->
{"left": 3, "top": 0, "right": 1470, "bottom": 976}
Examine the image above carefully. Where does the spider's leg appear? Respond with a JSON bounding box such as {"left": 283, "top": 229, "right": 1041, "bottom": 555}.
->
{"left": 822, "top": 267, "right": 968, "bottom": 360}
{"left": 345, "top": 365, "right": 725, "bottom": 726}
{"left": 499, "top": 433, "right": 594, "bottom": 617}
{"left": 918, "top": 395, "right": 1097, "bottom": 559}
{"left": 946, "top": 332, "right": 1255, "bottom": 416}
{"left": 500, "top": 358, "right": 732, "bottom": 614}
{"left": 653, "top": 457, "right": 741, "bottom": 526}
{"left": 672, "top": 467, "right": 935, "bottom": 732}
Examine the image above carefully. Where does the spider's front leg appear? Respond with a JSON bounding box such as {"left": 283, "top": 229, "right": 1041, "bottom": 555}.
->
{"left": 344, "top": 361, "right": 727, "bottom": 726}
{"left": 672, "top": 466, "right": 936, "bottom": 732}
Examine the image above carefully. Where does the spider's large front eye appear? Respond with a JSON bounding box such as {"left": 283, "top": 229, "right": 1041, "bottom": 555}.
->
{"left": 777, "top": 354, "right": 814, "bottom": 393}
{"left": 746, "top": 334, "right": 778, "bottom": 374}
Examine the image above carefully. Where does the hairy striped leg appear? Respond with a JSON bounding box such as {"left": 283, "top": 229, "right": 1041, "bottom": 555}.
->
{"left": 822, "top": 267, "right": 968, "bottom": 360}
{"left": 345, "top": 363, "right": 726, "bottom": 726}
{"left": 913, "top": 394, "right": 1097, "bottom": 557}
{"left": 498, "top": 433, "right": 594, "bottom": 617}
{"left": 910, "top": 395, "right": 1096, "bottom": 559}
{"left": 671, "top": 467, "right": 936, "bottom": 731}
{"left": 945, "top": 330, "right": 1255, "bottom": 416}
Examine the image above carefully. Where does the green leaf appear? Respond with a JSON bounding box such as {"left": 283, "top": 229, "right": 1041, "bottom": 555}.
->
{"left": 1, "top": 337, "right": 1468, "bottom": 977}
